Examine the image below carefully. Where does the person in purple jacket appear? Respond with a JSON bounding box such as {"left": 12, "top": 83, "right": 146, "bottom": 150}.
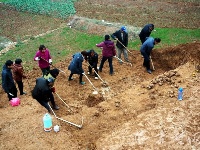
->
{"left": 96, "top": 35, "right": 116, "bottom": 75}
{"left": 140, "top": 37, "right": 161, "bottom": 74}
{"left": 34, "top": 45, "right": 52, "bottom": 76}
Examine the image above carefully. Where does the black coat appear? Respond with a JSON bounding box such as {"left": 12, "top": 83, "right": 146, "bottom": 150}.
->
{"left": 1, "top": 65, "right": 16, "bottom": 93}
{"left": 32, "top": 77, "right": 52, "bottom": 101}
{"left": 85, "top": 50, "right": 98, "bottom": 67}
{"left": 139, "top": 24, "right": 154, "bottom": 41}
{"left": 111, "top": 30, "right": 128, "bottom": 49}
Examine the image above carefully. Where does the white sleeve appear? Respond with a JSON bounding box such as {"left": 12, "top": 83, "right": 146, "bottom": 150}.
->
{"left": 49, "top": 59, "right": 52, "bottom": 63}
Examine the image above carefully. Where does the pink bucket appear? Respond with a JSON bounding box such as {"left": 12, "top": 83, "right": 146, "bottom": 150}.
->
{"left": 10, "top": 98, "right": 20, "bottom": 106}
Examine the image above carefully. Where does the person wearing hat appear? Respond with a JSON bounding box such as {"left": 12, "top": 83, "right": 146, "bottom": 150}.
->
{"left": 139, "top": 24, "right": 154, "bottom": 44}
{"left": 140, "top": 37, "right": 161, "bottom": 74}
{"left": 111, "top": 26, "right": 129, "bottom": 63}
{"left": 33, "top": 45, "right": 52, "bottom": 76}
{"left": 82, "top": 49, "right": 99, "bottom": 80}
{"left": 13, "top": 58, "right": 27, "bottom": 95}
{"left": 44, "top": 68, "right": 60, "bottom": 88}
{"left": 2, "top": 60, "right": 18, "bottom": 101}
{"left": 43, "top": 68, "right": 60, "bottom": 110}
{"left": 32, "top": 77, "right": 59, "bottom": 112}
{"left": 96, "top": 35, "right": 116, "bottom": 75}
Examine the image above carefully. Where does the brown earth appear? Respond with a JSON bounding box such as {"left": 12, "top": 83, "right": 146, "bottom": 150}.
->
{"left": 75, "top": 0, "right": 200, "bottom": 29}
{"left": 0, "top": 42, "right": 200, "bottom": 149}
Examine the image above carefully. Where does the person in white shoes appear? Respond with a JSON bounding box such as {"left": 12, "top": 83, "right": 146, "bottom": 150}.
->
{"left": 82, "top": 49, "right": 99, "bottom": 80}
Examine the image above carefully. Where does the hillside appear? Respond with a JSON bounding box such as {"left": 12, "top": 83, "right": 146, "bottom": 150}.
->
{"left": 0, "top": 42, "right": 199, "bottom": 149}
{"left": 0, "top": 0, "right": 200, "bottom": 149}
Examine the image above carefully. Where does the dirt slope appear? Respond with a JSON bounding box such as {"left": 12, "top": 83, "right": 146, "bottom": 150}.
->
{"left": 0, "top": 42, "right": 199, "bottom": 149}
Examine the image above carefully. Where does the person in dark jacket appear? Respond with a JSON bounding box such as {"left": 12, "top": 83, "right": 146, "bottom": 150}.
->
{"left": 13, "top": 58, "right": 27, "bottom": 95}
{"left": 140, "top": 37, "right": 161, "bottom": 74}
{"left": 83, "top": 49, "right": 99, "bottom": 80}
{"left": 96, "top": 34, "right": 116, "bottom": 75}
{"left": 68, "top": 52, "right": 86, "bottom": 85}
{"left": 111, "top": 26, "right": 129, "bottom": 63}
{"left": 43, "top": 68, "right": 60, "bottom": 110}
{"left": 139, "top": 24, "right": 154, "bottom": 44}
{"left": 1, "top": 60, "right": 17, "bottom": 101}
{"left": 32, "top": 77, "right": 58, "bottom": 112}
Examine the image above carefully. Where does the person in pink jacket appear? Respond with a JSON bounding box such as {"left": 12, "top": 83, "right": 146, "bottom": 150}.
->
{"left": 96, "top": 35, "right": 116, "bottom": 75}
{"left": 34, "top": 45, "right": 52, "bottom": 76}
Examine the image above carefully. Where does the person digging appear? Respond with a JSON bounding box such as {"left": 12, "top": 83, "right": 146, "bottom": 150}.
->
{"left": 140, "top": 37, "right": 161, "bottom": 74}
{"left": 68, "top": 51, "right": 87, "bottom": 85}
{"left": 32, "top": 77, "right": 59, "bottom": 113}
{"left": 43, "top": 68, "right": 60, "bottom": 109}
{"left": 82, "top": 49, "right": 99, "bottom": 80}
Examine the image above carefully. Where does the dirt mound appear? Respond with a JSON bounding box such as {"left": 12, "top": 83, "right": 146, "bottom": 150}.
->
{"left": 67, "top": 16, "right": 141, "bottom": 40}
{"left": 153, "top": 42, "right": 200, "bottom": 71}
{"left": 0, "top": 42, "right": 199, "bottom": 149}
{"left": 86, "top": 94, "right": 105, "bottom": 107}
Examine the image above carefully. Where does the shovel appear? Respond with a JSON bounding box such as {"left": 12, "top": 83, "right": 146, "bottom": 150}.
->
{"left": 48, "top": 103, "right": 83, "bottom": 129}
{"left": 82, "top": 73, "right": 98, "bottom": 94}
{"left": 114, "top": 56, "right": 132, "bottom": 67}
{"left": 86, "top": 62, "right": 108, "bottom": 87}
{"left": 40, "top": 57, "right": 66, "bottom": 74}
{"left": 55, "top": 92, "right": 74, "bottom": 113}
{"left": 150, "top": 56, "right": 155, "bottom": 71}
{"left": 116, "top": 39, "right": 133, "bottom": 54}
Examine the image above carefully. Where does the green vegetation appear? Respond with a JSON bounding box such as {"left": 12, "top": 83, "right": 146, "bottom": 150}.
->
{"left": 0, "top": 27, "right": 103, "bottom": 72}
{"left": 0, "top": 26, "right": 200, "bottom": 82}
{"left": 129, "top": 28, "right": 200, "bottom": 49}
{"left": 4, "top": 0, "right": 76, "bottom": 19}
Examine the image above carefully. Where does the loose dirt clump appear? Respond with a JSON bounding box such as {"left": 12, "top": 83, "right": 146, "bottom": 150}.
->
{"left": 85, "top": 94, "right": 105, "bottom": 107}
{"left": 153, "top": 42, "right": 200, "bottom": 71}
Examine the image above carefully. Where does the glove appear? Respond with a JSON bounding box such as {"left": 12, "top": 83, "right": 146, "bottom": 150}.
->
{"left": 51, "top": 87, "right": 55, "bottom": 93}
{"left": 35, "top": 57, "right": 40, "bottom": 61}
{"left": 49, "top": 59, "right": 52, "bottom": 65}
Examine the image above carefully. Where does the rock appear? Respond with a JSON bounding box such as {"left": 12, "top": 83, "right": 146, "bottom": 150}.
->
{"left": 174, "top": 84, "right": 179, "bottom": 88}
{"left": 93, "top": 112, "right": 100, "bottom": 117}
{"left": 115, "top": 101, "right": 120, "bottom": 107}
{"left": 175, "top": 72, "right": 181, "bottom": 77}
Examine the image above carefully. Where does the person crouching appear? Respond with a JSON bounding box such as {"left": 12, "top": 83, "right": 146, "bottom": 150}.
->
{"left": 32, "top": 77, "right": 59, "bottom": 113}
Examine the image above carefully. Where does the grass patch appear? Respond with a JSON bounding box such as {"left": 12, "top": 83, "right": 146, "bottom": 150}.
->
{"left": 0, "top": 26, "right": 200, "bottom": 83}
{"left": 129, "top": 28, "right": 200, "bottom": 49}
{"left": 0, "top": 0, "right": 8, "bottom": 2}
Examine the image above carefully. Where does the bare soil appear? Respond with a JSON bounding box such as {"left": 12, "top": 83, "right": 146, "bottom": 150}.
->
{"left": 75, "top": 0, "right": 200, "bottom": 29}
{"left": 0, "top": 0, "right": 200, "bottom": 150}
{"left": 0, "top": 42, "right": 200, "bottom": 149}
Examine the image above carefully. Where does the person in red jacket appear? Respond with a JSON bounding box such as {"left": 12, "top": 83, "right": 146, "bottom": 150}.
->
{"left": 96, "top": 35, "right": 116, "bottom": 75}
{"left": 34, "top": 45, "right": 52, "bottom": 76}
{"left": 13, "top": 58, "right": 27, "bottom": 95}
